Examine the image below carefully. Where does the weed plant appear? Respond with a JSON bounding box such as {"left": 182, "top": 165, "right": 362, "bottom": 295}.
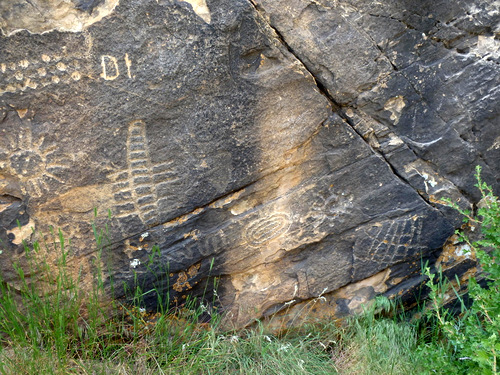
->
{"left": 0, "top": 166, "right": 498, "bottom": 374}
{"left": 0, "top": 212, "right": 340, "bottom": 374}
{"left": 419, "top": 166, "right": 500, "bottom": 374}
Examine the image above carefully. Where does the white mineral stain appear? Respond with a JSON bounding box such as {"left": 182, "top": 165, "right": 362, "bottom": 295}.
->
{"left": 475, "top": 35, "right": 500, "bottom": 59}
{"left": 0, "top": 0, "right": 120, "bottom": 36}
{"left": 387, "top": 135, "right": 404, "bottom": 146}
{"left": 182, "top": 0, "right": 211, "bottom": 23}
{"left": 6, "top": 219, "right": 35, "bottom": 245}
{"left": 488, "top": 136, "right": 500, "bottom": 150}
{"left": 383, "top": 96, "right": 406, "bottom": 124}
{"left": 456, "top": 244, "right": 471, "bottom": 258}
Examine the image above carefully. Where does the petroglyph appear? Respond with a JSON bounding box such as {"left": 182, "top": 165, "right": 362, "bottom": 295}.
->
{"left": 304, "top": 186, "right": 354, "bottom": 231}
{"left": 245, "top": 213, "right": 291, "bottom": 247}
{"left": 124, "top": 53, "right": 133, "bottom": 79}
{"left": 0, "top": 54, "right": 87, "bottom": 96}
{"left": 0, "top": 126, "right": 74, "bottom": 198}
{"left": 0, "top": 52, "right": 133, "bottom": 96}
{"left": 198, "top": 229, "right": 230, "bottom": 256}
{"left": 110, "top": 120, "right": 183, "bottom": 226}
{"left": 354, "top": 216, "right": 426, "bottom": 266}
{"left": 306, "top": 191, "right": 341, "bottom": 226}
{"left": 111, "top": 120, "right": 159, "bottom": 225}
{"left": 173, "top": 228, "right": 230, "bottom": 265}
{"left": 100, "top": 55, "right": 119, "bottom": 81}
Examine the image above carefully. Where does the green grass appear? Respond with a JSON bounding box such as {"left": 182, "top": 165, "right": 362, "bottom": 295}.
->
{"left": 0, "top": 233, "right": 428, "bottom": 375}
{"left": 0, "top": 219, "right": 424, "bottom": 375}
{"left": 0, "top": 166, "right": 498, "bottom": 374}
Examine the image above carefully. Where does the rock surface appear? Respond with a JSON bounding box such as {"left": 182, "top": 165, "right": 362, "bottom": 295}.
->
{"left": 0, "top": 0, "right": 498, "bottom": 327}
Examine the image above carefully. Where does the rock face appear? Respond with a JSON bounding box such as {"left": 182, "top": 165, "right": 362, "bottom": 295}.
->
{"left": 0, "top": 0, "right": 498, "bottom": 327}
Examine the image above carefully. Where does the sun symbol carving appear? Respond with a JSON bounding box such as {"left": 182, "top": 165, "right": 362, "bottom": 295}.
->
{"left": 0, "top": 125, "right": 74, "bottom": 199}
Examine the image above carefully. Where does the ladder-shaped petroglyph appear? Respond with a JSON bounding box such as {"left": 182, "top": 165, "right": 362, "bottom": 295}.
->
{"left": 354, "top": 216, "right": 426, "bottom": 266}
{"left": 112, "top": 120, "right": 158, "bottom": 225}
{"left": 111, "top": 120, "right": 182, "bottom": 226}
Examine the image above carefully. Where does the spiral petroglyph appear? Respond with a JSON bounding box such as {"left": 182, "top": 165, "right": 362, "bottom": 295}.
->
{"left": 244, "top": 213, "right": 291, "bottom": 247}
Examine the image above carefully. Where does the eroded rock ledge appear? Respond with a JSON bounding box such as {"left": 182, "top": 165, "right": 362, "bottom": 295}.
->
{"left": 0, "top": 0, "right": 498, "bottom": 327}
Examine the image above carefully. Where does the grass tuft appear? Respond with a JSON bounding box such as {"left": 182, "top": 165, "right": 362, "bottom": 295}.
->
{"left": 0, "top": 166, "right": 498, "bottom": 374}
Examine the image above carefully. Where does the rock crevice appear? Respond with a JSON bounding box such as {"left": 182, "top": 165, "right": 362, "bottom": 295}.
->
{"left": 0, "top": 0, "right": 497, "bottom": 327}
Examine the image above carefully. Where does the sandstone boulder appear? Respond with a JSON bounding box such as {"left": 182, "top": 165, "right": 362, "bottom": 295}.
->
{"left": 0, "top": 0, "right": 498, "bottom": 327}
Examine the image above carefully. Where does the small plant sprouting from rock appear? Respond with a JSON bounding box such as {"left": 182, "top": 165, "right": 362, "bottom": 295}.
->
{"left": 422, "top": 165, "right": 500, "bottom": 375}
